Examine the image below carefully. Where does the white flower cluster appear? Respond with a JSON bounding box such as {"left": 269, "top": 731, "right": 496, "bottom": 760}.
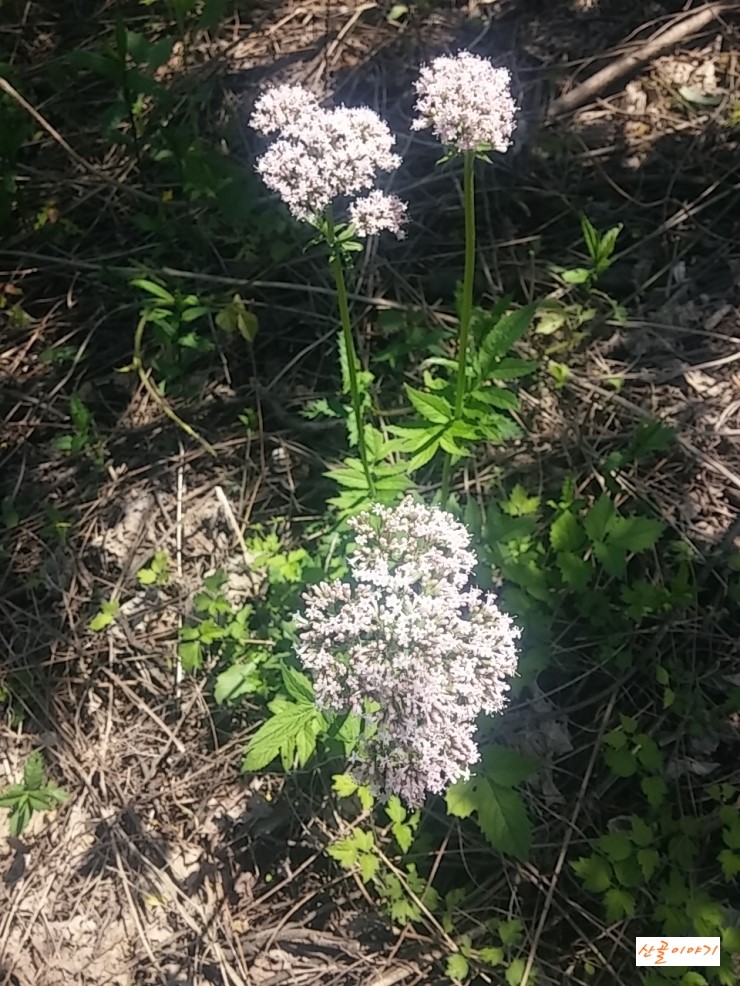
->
{"left": 295, "top": 497, "right": 520, "bottom": 808}
{"left": 250, "top": 84, "right": 407, "bottom": 236}
{"left": 412, "top": 52, "right": 517, "bottom": 153}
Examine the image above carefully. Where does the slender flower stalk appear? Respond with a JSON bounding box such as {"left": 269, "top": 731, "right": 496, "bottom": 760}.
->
{"left": 325, "top": 211, "right": 375, "bottom": 497}
{"left": 441, "top": 148, "right": 476, "bottom": 499}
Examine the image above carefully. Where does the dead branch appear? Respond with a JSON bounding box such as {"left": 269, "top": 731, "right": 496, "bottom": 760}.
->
{"left": 547, "top": 1, "right": 732, "bottom": 119}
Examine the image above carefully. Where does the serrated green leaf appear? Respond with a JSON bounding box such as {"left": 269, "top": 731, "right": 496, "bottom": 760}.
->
{"left": 635, "top": 734, "right": 662, "bottom": 771}
{"left": 324, "top": 460, "right": 372, "bottom": 490}
{"left": 612, "top": 854, "right": 644, "bottom": 888}
{"left": 385, "top": 795, "right": 406, "bottom": 824}
{"left": 550, "top": 511, "right": 586, "bottom": 552}
{"left": 375, "top": 472, "right": 414, "bottom": 491}
{"left": 9, "top": 800, "right": 32, "bottom": 837}
{"left": 445, "top": 778, "right": 478, "bottom": 819}
{"left": 498, "top": 918, "right": 524, "bottom": 946}
{"left": 629, "top": 816, "right": 654, "bottom": 847}
{"left": 216, "top": 294, "right": 258, "bottom": 343}
{"left": 596, "top": 832, "right": 632, "bottom": 862}
{"left": 332, "top": 773, "right": 359, "bottom": 798}
{"left": 408, "top": 435, "right": 442, "bottom": 471}
{"left": 719, "top": 849, "right": 740, "bottom": 880}
{"left": 336, "top": 712, "right": 361, "bottom": 755}
{"left": 43, "top": 785, "right": 67, "bottom": 805}
{"left": 405, "top": 385, "right": 452, "bottom": 425}
{"left": 631, "top": 420, "right": 675, "bottom": 458}
{"left": 468, "top": 387, "right": 519, "bottom": 412}
{"left": 723, "top": 822, "right": 740, "bottom": 850}
{"left": 593, "top": 540, "right": 626, "bottom": 578}
{"left": 23, "top": 752, "right": 44, "bottom": 790}
{"left": 560, "top": 267, "right": 592, "bottom": 285}
{"left": 354, "top": 828, "right": 374, "bottom": 852}
{"left": 580, "top": 215, "right": 600, "bottom": 262}
{"left": 478, "top": 946, "right": 504, "bottom": 967}
{"left": 359, "top": 852, "right": 380, "bottom": 882}
{"left": 637, "top": 848, "right": 660, "bottom": 882}
{"left": 88, "top": 598, "right": 120, "bottom": 632}
{"left": 214, "top": 663, "right": 261, "bottom": 704}
{"left": 281, "top": 665, "right": 314, "bottom": 704}
{"left": 487, "top": 357, "right": 538, "bottom": 380}
{"left": 279, "top": 734, "right": 297, "bottom": 772}
{"left": 535, "top": 302, "right": 568, "bottom": 336}
{"left": 446, "top": 953, "right": 470, "bottom": 983}
{"left": 604, "top": 747, "right": 637, "bottom": 778}
{"left": 572, "top": 854, "right": 612, "bottom": 893}
{"left": 604, "top": 729, "right": 627, "bottom": 749}
{"left": 481, "top": 746, "right": 539, "bottom": 787}
{"left": 688, "top": 893, "right": 724, "bottom": 935}
{"left": 242, "top": 705, "right": 318, "bottom": 771}
{"left": 505, "top": 957, "right": 527, "bottom": 986}
{"left": 641, "top": 776, "right": 666, "bottom": 808}
{"left": 606, "top": 515, "right": 664, "bottom": 553}
{"left": 438, "top": 431, "right": 469, "bottom": 457}
{"left": 0, "top": 785, "right": 25, "bottom": 808}
{"left": 584, "top": 495, "right": 615, "bottom": 543}
{"left": 477, "top": 780, "right": 531, "bottom": 860}
{"left": 604, "top": 887, "right": 635, "bottom": 922}
{"left": 358, "top": 785, "right": 374, "bottom": 812}
{"left": 26, "top": 790, "right": 53, "bottom": 811}
{"left": 178, "top": 639, "right": 202, "bottom": 672}
{"left": 477, "top": 303, "right": 536, "bottom": 380}
{"left": 294, "top": 719, "right": 320, "bottom": 767}
{"left": 502, "top": 484, "right": 540, "bottom": 517}
{"left": 327, "top": 836, "right": 359, "bottom": 869}
{"left": 392, "top": 821, "right": 414, "bottom": 853}
{"left": 557, "top": 551, "right": 591, "bottom": 591}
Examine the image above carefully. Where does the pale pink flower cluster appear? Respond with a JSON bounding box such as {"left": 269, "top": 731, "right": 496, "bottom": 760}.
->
{"left": 412, "top": 52, "right": 517, "bottom": 153}
{"left": 348, "top": 189, "right": 408, "bottom": 240}
{"left": 249, "top": 83, "right": 320, "bottom": 135}
{"left": 295, "top": 497, "right": 520, "bottom": 808}
{"left": 250, "top": 84, "right": 407, "bottom": 235}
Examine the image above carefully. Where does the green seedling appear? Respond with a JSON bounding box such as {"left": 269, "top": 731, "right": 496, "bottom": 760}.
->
{"left": 54, "top": 395, "right": 101, "bottom": 458}
{"left": 552, "top": 214, "right": 623, "bottom": 288}
{"left": 0, "top": 751, "right": 67, "bottom": 837}
{"left": 137, "top": 549, "right": 170, "bottom": 586}
{"left": 88, "top": 599, "right": 121, "bottom": 632}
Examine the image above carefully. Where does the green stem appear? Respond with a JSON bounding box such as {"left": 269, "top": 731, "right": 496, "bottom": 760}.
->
{"left": 326, "top": 214, "right": 376, "bottom": 499}
{"left": 441, "top": 150, "right": 476, "bottom": 501}
{"left": 132, "top": 312, "right": 216, "bottom": 457}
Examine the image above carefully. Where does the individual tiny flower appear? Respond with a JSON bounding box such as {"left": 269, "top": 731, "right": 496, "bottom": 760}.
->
{"left": 348, "top": 190, "right": 408, "bottom": 239}
{"left": 252, "top": 89, "right": 403, "bottom": 224}
{"left": 249, "top": 83, "right": 321, "bottom": 135}
{"left": 412, "top": 51, "right": 517, "bottom": 153}
{"left": 294, "top": 497, "right": 520, "bottom": 808}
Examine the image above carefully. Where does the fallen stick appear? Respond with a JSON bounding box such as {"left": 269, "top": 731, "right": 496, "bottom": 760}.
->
{"left": 547, "top": 1, "right": 732, "bottom": 119}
